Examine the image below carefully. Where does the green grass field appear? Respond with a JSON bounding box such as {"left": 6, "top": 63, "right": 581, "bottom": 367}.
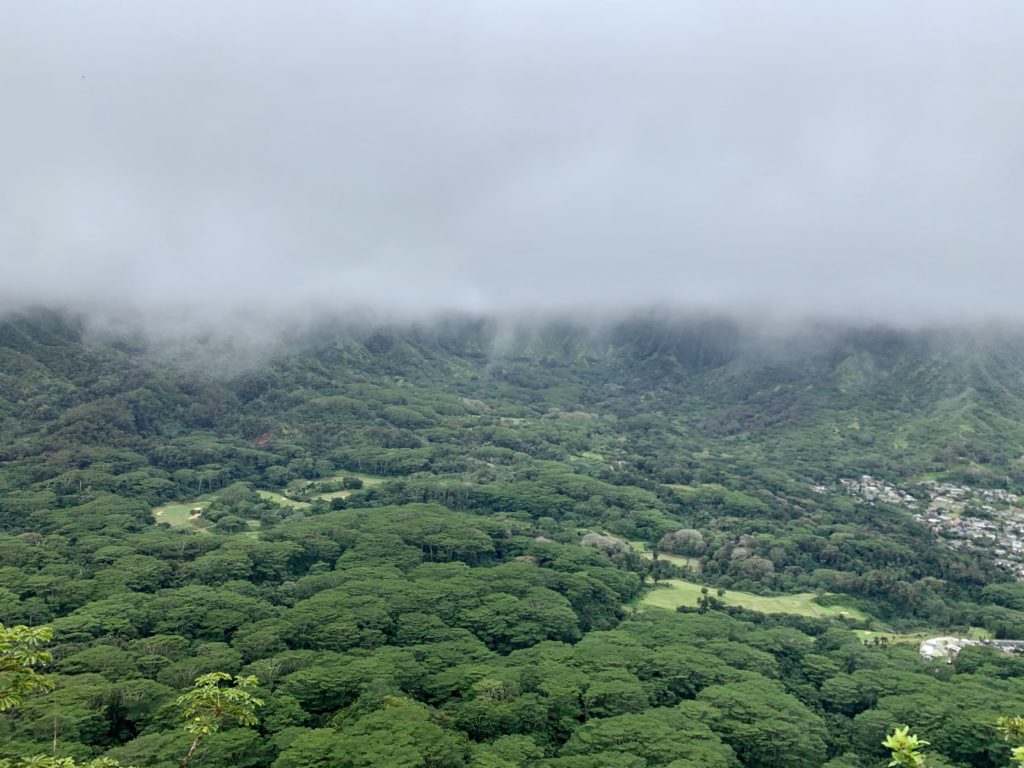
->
{"left": 314, "top": 472, "right": 388, "bottom": 500}
{"left": 282, "top": 472, "right": 390, "bottom": 501}
{"left": 853, "top": 626, "right": 992, "bottom": 645}
{"left": 639, "top": 578, "right": 870, "bottom": 621}
{"left": 650, "top": 552, "right": 702, "bottom": 571}
{"left": 288, "top": 472, "right": 389, "bottom": 491}
{"left": 152, "top": 501, "right": 214, "bottom": 532}
{"left": 629, "top": 541, "right": 702, "bottom": 572}
{"left": 316, "top": 490, "right": 351, "bottom": 501}
{"left": 331, "top": 471, "right": 387, "bottom": 486}
{"left": 257, "top": 490, "right": 311, "bottom": 509}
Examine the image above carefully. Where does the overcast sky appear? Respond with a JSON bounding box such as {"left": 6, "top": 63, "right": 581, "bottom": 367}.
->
{"left": 2, "top": 2, "right": 1023, "bottom": 324}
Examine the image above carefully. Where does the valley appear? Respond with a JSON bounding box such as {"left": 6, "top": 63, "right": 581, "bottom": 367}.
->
{"left": 4, "top": 312, "right": 1024, "bottom": 767}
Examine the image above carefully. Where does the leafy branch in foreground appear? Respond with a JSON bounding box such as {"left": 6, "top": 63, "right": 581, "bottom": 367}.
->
{"left": 998, "top": 716, "right": 1024, "bottom": 767}
{"left": 3, "top": 625, "right": 263, "bottom": 768}
{"left": 175, "top": 672, "right": 264, "bottom": 768}
{"left": 1, "top": 624, "right": 135, "bottom": 768}
{"left": 883, "top": 726, "right": 929, "bottom": 767}
{"left": 886, "top": 718, "right": 1024, "bottom": 768}
{"left": 0, "top": 759, "right": 126, "bottom": 768}
{"left": 0, "top": 624, "right": 55, "bottom": 712}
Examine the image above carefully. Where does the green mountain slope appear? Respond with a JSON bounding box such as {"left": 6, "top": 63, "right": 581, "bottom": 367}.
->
{"left": 4, "top": 308, "right": 1024, "bottom": 767}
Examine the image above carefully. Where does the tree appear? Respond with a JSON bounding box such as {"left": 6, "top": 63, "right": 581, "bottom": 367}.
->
{"left": 658, "top": 529, "right": 706, "bottom": 556}
{"left": 560, "top": 709, "right": 734, "bottom": 767}
{"left": 0, "top": 624, "right": 55, "bottom": 711}
{"left": 175, "top": 672, "right": 264, "bottom": 768}
{"left": 273, "top": 701, "right": 471, "bottom": 768}
{"left": 696, "top": 586, "right": 724, "bottom": 613}
{"left": 693, "top": 679, "right": 828, "bottom": 768}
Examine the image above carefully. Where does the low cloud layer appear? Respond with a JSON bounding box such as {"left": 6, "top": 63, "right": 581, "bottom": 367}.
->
{"left": 2, "top": 2, "right": 1023, "bottom": 325}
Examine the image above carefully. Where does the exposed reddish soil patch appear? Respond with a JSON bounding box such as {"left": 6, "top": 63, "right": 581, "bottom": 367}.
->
{"left": 251, "top": 432, "right": 273, "bottom": 448}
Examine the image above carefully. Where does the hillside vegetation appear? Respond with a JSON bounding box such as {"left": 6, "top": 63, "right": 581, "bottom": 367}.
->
{"left": 3, "top": 309, "right": 1024, "bottom": 767}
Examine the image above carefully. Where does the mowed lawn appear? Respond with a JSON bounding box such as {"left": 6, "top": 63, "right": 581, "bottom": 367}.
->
{"left": 152, "top": 501, "right": 213, "bottom": 532}
{"left": 649, "top": 552, "right": 701, "bottom": 571}
{"left": 628, "top": 541, "right": 702, "bottom": 573}
{"left": 640, "top": 578, "right": 870, "bottom": 621}
{"left": 257, "top": 490, "right": 310, "bottom": 509}
{"left": 312, "top": 473, "right": 387, "bottom": 501}
{"left": 334, "top": 472, "right": 387, "bottom": 486}
{"left": 284, "top": 472, "right": 390, "bottom": 501}
{"left": 853, "top": 626, "right": 992, "bottom": 645}
{"left": 289, "top": 472, "right": 389, "bottom": 490}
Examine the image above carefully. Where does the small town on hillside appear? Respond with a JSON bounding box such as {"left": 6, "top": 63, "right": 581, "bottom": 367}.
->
{"left": 919, "top": 635, "right": 1024, "bottom": 662}
{"left": 817, "top": 475, "right": 1024, "bottom": 578}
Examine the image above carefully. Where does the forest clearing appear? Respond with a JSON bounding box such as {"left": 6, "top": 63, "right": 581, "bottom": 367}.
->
{"left": 639, "top": 578, "right": 872, "bottom": 620}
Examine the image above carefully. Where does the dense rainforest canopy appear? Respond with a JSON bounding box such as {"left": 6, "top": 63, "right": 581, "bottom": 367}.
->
{"left": 3, "top": 308, "right": 1024, "bottom": 767}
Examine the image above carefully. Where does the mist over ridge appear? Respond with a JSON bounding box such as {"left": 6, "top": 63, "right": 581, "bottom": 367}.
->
{"left": 8, "top": 5, "right": 1024, "bottom": 761}
{"left": 3, "top": 2, "right": 1024, "bottom": 325}
{"left": 6, "top": 301, "right": 1024, "bottom": 390}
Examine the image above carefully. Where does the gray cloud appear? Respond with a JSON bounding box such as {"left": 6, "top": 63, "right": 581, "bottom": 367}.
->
{"left": 2, "top": 1, "right": 1023, "bottom": 325}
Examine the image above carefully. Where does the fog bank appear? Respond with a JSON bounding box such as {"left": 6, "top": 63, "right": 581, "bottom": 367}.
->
{"left": 2, "top": 2, "right": 1023, "bottom": 325}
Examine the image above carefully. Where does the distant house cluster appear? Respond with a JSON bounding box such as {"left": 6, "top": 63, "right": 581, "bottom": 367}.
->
{"left": 920, "top": 635, "right": 1024, "bottom": 662}
{"left": 820, "top": 476, "right": 1024, "bottom": 578}
{"left": 837, "top": 475, "right": 920, "bottom": 507}
{"left": 914, "top": 482, "right": 1024, "bottom": 577}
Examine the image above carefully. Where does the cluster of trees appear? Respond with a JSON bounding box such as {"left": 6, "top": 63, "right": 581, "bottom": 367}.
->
{"left": 3, "top": 310, "right": 1024, "bottom": 765}
{"left": 1, "top": 624, "right": 263, "bottom": 768}
{"left": 8, "top": 601, "right": 1024, "bottom": 766}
